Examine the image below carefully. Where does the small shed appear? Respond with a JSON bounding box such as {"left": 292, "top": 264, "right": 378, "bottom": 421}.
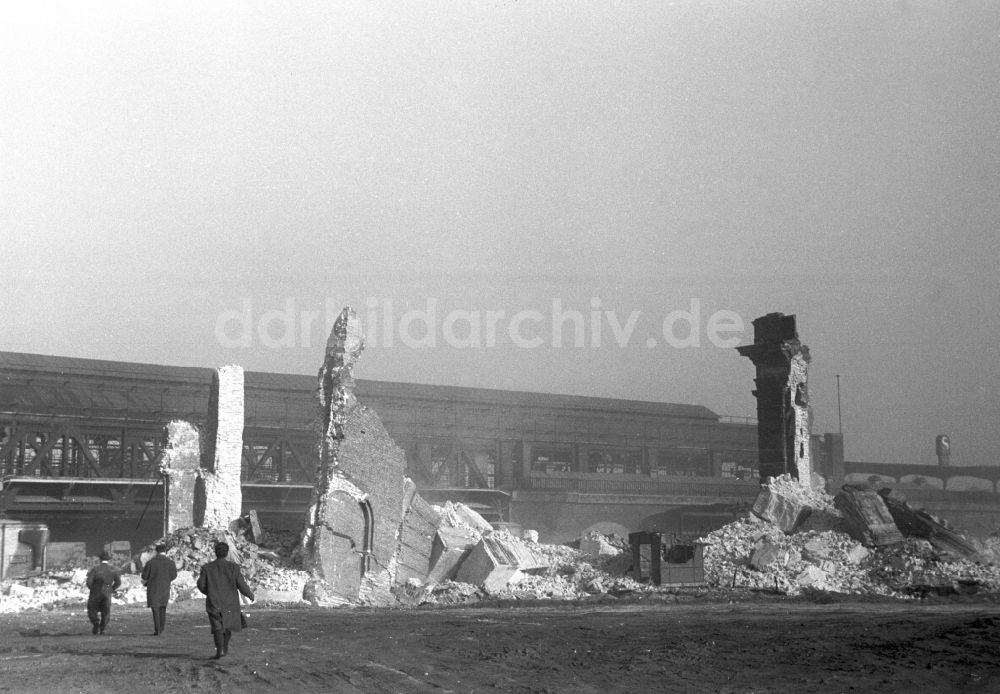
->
{"left": 629, "top": 531, "right": 706, "bottom": 586}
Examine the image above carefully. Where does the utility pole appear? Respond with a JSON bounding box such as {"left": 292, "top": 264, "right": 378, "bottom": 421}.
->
{"left": 836, "top": 374, "right": 843, "bottom": 434}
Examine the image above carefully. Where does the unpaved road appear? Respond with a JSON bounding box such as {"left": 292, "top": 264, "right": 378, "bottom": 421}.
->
{"left": 1, "top": 596, "right": 998, "bottom": 693}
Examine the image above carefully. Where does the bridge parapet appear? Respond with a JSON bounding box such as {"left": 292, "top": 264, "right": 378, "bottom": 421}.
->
{"left": 844, "top": 462, "right": 1000, "bottom": 492}
{"left": 522, "top": 473, "right": 760, "bottom": 498}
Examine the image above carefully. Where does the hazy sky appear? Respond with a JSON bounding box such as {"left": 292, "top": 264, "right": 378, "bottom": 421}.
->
{"left": 3, "top": 1, "right": 999, "bottom": 468}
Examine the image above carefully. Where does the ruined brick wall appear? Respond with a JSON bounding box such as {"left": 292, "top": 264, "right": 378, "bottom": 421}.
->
{"left": 300, "top": 308, "right": 374, "bottom": 600}
{"left": 737, "top": 313, "right": 813, "bottom": 483}
{"left": 338, "top": 404, "right": 410, "bottom": 586}
{"left": 300, "top": 307, "right": 437, "bottom": 604}
{"left": 199, "top": 365, "right": 244, "bottom": 529}
{"left": 395, "top": 479, "right": 440, "bottom": 585}
{"left": 788, "top": 350, "right": 812, "bottom": 482}
{"left": 161, "top": 420, "right": 200, "bottom": 534}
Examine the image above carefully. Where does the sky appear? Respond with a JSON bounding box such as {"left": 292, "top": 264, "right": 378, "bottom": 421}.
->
{"left": 2, "top": 1, "right": 999, "bottom": 468}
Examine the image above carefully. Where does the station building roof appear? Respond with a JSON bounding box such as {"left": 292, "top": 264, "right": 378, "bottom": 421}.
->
{"left": 0, "top": 351, "right": 721, "bottom": 430}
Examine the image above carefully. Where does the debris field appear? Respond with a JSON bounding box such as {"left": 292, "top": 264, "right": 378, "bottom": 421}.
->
{"left": 4, "top": 480, "right": 1000, "bottom": 613}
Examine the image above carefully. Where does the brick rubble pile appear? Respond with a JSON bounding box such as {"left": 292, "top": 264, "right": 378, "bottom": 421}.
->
{"left": 699, "top": 475, "right": 1000, "bottom": 597}
{"left": 0, "top": 525, "right": 310, "bottom": 614}
{"left": 4, "top": 486, "right": 1000, "bottom": 612}
{"left": 140, "top": 526, "right": 309, "bottom": 592}
{"left": 405, "top": 526, "right": 653, "bottom": 605}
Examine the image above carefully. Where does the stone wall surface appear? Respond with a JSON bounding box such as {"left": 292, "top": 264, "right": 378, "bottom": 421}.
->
{"left": 199, "top": 365, "right": 244, "bottom": 530}
{"left": 161, "top": 420, "right": 200, "bottom": 533}
{"left": 300, "top": 307, "right": 438, "bottom": 603}
{"left": 337, "top": 403, "right": 410, "bottom": 577}
{"left": 737, "top": 313, "right": 813, "bottom": 482}
{"left": 788, "top": 351, "right": 812, "bottom": 482}
{"left": 395, "top": 480, "right": 441, "bottom": 584}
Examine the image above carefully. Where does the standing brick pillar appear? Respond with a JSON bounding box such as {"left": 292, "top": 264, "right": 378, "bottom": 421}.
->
{"left": 199, "top": 364, "right": 245, "bottom": 530}
{"left": 737, "top": 313, "right": 813, "bottom": 483}
{"left": 160, "top": 420, "right": 200, "bottom": 534}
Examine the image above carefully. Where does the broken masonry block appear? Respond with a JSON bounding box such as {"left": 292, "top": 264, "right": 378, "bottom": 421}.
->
{"left": 427, "top": 526, "right": 479, "bottom": 584}
{"left": 395, "top": 484, "right": 441, "bottom": 585}
{"left": 802, "top": 537, "right": 833, "bottom": 561}
{"left": 452, "top": 504, "right": 494, "bottom": 536}
{"left": 877, "top": 488, "right": 978, "bottom": 559}
{"left": 833, "top": 485, "right": 904, "bottom": 547}
{"left": 579, "top": 533, "right": 623, "bottom": 556}
{"left": 749, "top": 540, "right": 784, "bottom": 571}
{"left": 796, "top": 565, "right": 827, "bottom": 588}
{"left": 455, "top": 535, "right": 548, "bottom": 593}
{"left": 845, "top": 544, "right": 870, "bottom": 564}
{"left": 751, "top": 486, "right": 813, "bottom": 533}
{"left": 455, "top": 543, "right": 522, "bottom": 594}
{"left": 8, "top": 583, "right": 34, "bottom": 599}
{"left": 235, "top": 509, "right": 265, "bottom": 545}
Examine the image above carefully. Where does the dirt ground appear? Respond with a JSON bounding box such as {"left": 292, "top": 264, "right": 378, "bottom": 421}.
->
{"left": 2, "top": 594, "right": 999, "bottom": 694}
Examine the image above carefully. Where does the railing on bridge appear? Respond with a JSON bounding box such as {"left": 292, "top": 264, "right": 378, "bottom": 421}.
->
{"left": 869, "top": 486, "right": 1000, "bottom": 504}
{"left": 522, "top": 473, "right": 760, "bottom": 498}
{"left": 844, "top": 462, "right": 1000, "bottom": 493}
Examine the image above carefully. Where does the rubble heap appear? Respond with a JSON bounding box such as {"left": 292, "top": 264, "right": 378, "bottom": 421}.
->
{"left": 4, "top": 486, "right": 1000, "bottom": 612}
{"left": 406, "top": 509, "right": 652, "bottom": 605}
{"left": 434, "top": 501, "right": 494, "bottom": 538}
{"left": 699, "top": 475, "right": 1000, "bottom": 597}
{"left": 135, "top": 526, "right": 310, "bottom": 593}
{"left": 0, "top": 524, "right": 311, "bottom": 614}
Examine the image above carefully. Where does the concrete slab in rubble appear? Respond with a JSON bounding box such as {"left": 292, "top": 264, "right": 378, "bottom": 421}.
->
{"left": 427, "top": 526, "right": 479, "bottom": 583}
{"left": 455, "top": 535, "right": 548, "bottom": 593}
{"left": 751, "top": 487, "right": 812, "bottom": 533}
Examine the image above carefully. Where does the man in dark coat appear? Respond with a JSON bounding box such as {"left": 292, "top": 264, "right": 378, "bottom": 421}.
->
{"left": 140, "top": 544, "right": 178, "bottom": 635}
{"left": 197, "top": 541, "right": 255, "bottom": 659}
{"left": 86, "top": 551, "right": 121, "bottom": 635}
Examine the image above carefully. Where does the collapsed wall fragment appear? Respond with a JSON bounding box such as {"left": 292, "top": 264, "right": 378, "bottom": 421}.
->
{"left": 834, "top": 485, "right": 904, "bottom": 547}
{"left": 878, "top": 488, "right": 978, "bottom": 559}
{"left": 299, "top": 307, "right": 438, "bottom": 604}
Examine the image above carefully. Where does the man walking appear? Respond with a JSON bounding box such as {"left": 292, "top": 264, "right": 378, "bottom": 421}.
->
{"left": 86, "top": 551, "right": 121, "bottom": 635}
{"left": 197, "top": 541, "right": 254, "bottom": 659}
{"left": 140, "top": 544, "right": 178, "bottom": 635}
